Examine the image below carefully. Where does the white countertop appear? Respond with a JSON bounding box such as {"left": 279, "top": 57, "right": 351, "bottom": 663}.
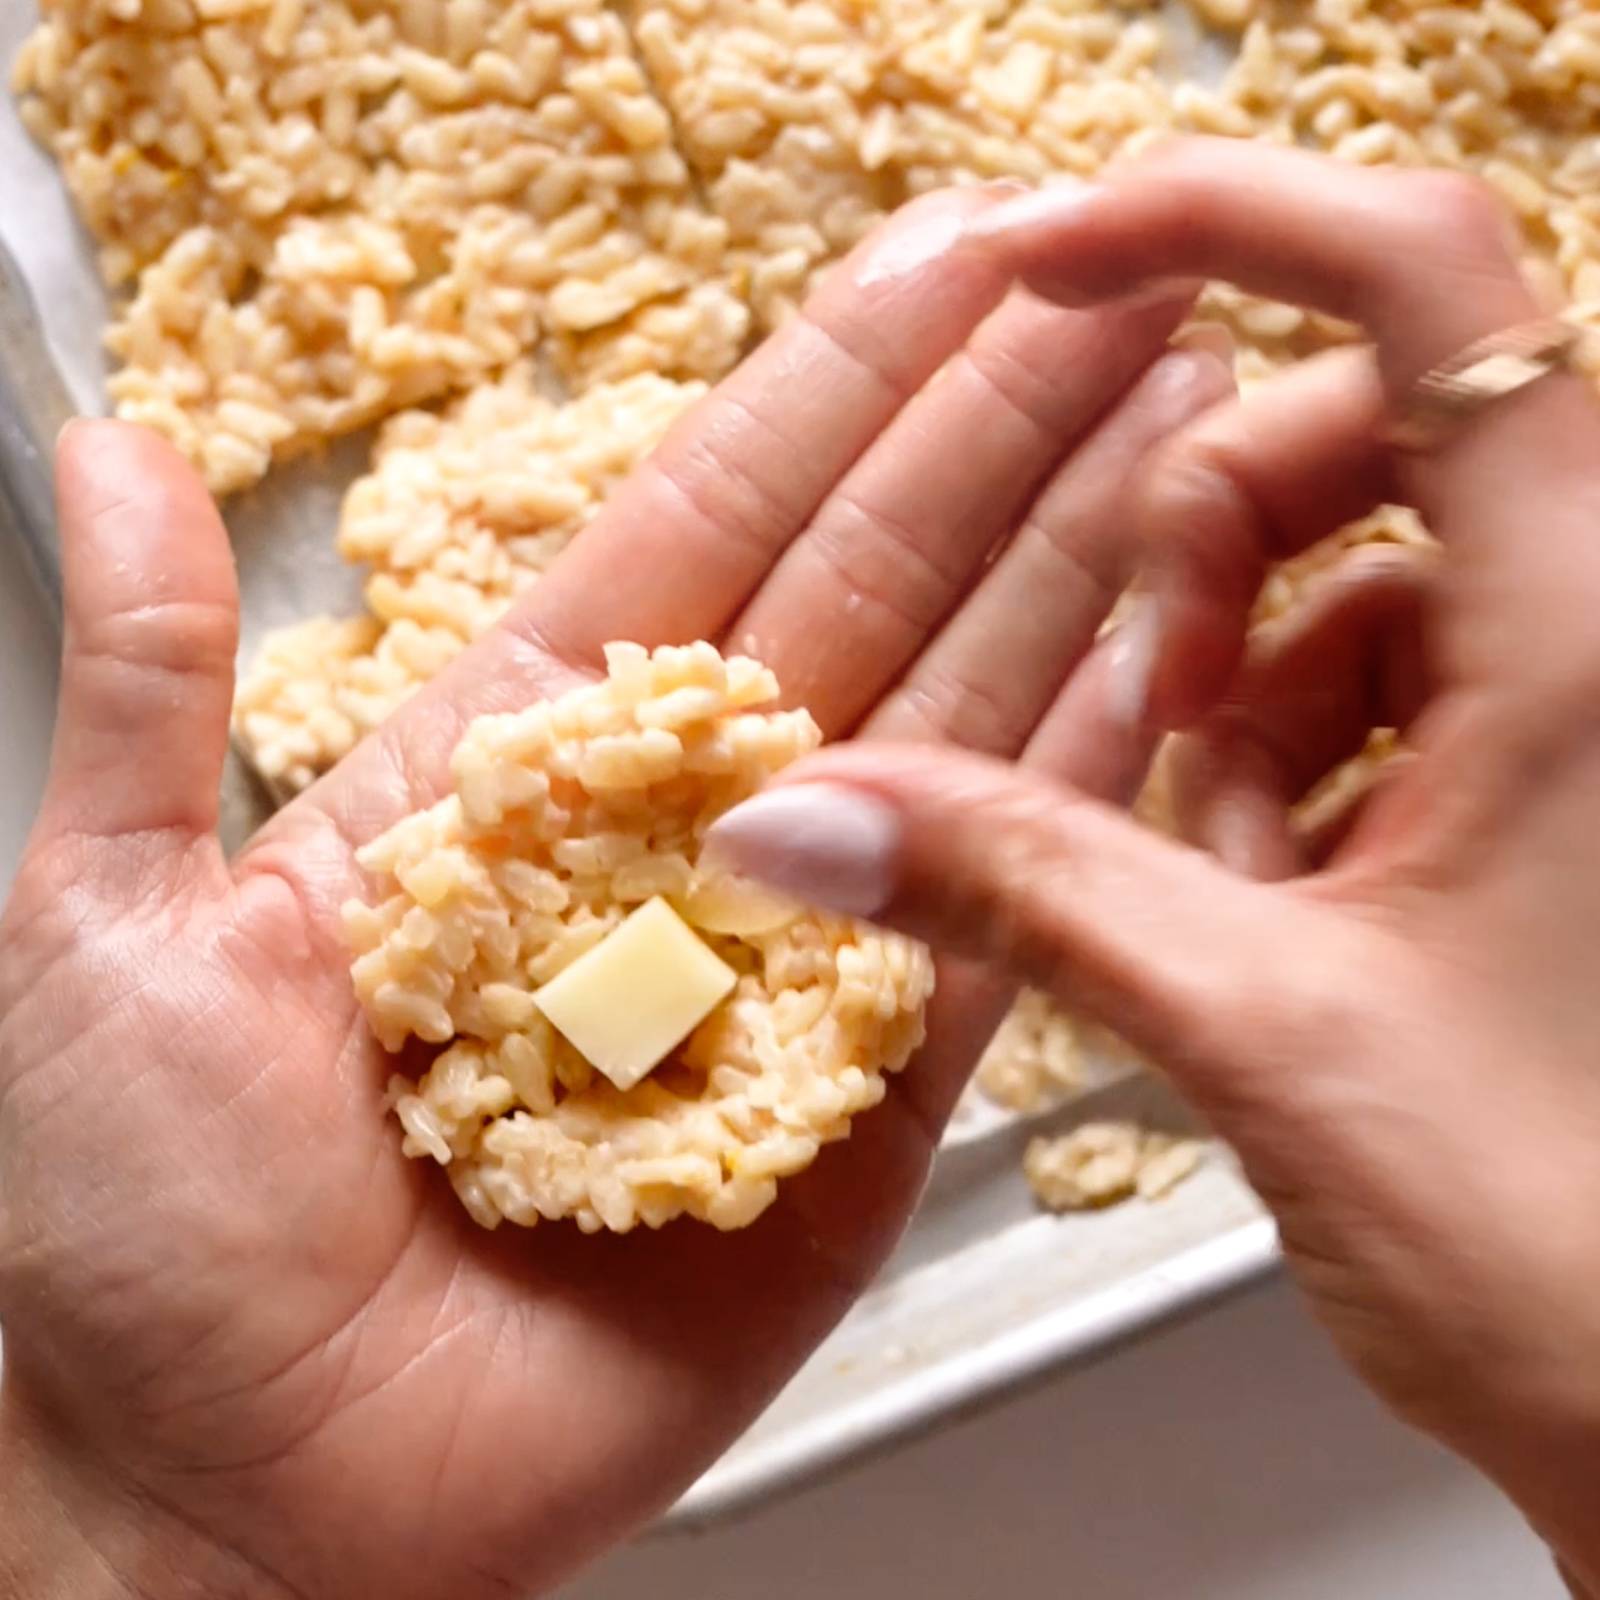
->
{"left": 0, "top": 532, "right": 1562, "bottom": 1599}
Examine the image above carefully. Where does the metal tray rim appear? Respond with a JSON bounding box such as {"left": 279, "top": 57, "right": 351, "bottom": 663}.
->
{"left": 663, "top": 1218, "right": 1280, "bottom": 1531}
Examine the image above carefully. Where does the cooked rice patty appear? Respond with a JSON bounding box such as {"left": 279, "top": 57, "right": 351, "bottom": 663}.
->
{"left": 344, "top": 641, "right": 934, "bottom": 1233}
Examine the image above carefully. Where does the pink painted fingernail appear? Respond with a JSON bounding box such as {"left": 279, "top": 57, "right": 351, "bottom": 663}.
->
{"left": 702, "top": 784, "right": 901, "bottom": 918}
{"left": 1107, "top": 596, "right": 1161, "bottom": 729}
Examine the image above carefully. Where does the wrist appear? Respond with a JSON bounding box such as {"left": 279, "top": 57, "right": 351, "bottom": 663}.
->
{"left": 0, "top": 1387, "right": 132, "bottom": 1600}
{"left": 0, "top": 1382, "right": 276, "bottom": 1600}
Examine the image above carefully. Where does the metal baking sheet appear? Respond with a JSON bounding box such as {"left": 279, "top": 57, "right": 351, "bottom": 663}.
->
{"left": 0, "top": 2, "right": 1278, "bottom": 1530}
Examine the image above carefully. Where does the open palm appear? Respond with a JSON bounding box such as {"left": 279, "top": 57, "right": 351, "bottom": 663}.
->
{"left": 0, "top": 188, "right": 1227, "bottom": 1599}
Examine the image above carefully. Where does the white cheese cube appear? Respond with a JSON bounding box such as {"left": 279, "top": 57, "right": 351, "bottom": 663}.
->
{"left": 532, "top": 897, "right": 738, "bottom": 1091}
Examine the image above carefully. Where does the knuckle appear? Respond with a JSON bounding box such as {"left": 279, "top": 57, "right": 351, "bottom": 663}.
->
{"left": 963, "top": 327, "right": 1067, "bottom": 438}
{"left": 80, "top": 596, "right": 238, "bottom": 683}
{"left": 648, "top": 417, "right": 798, "bottom": 566}
{"left": 968, "top": 791, "right": 1095, "bottom": 976}
{"left": 809, "top": 492, "right": 956, "bottom": 633}
{"left": 1396, "top": 169, "right": 1514, "bottom": 261}
{"left": 1142, "top": 444, "right": 1256, "bottom": 573}
{"left": 895, "top": 659, "right": 1028, "bottom": 756}
{"left": 1309, "top": 542, "right": 1436, "bottom": 613}
{"left": 983, "top": 871, "right": 1077, "bottom": 989}
{"left": 1145, "top": 439, "right": 1231, "bottom": 520}
{"left": 1166, "top": 969, "right": 1337, "bottom": 1106}
{"left": 1023, "top": 505, "right": 1117, "bottom": 613}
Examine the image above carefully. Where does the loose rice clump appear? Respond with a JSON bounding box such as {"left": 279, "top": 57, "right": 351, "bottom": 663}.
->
{"left": 13, "top": 0, "right": 746, "bottom": 494}
{"left": 232, "top": 367, "right": 703, "bottom": 791}
{"left": 974, "top": 988, "right": 1086, "bottom": 1114}
{"left": 343, "top": 641, "right": 935, "bottom": 1233}
{"left": 1024, "top": 1122, "right": 1206, "bottom": 1211}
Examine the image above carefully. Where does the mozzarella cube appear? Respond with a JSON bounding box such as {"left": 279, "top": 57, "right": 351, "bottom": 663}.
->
{"left": 532, "top": 897, "right": 737, "bottom": 1091}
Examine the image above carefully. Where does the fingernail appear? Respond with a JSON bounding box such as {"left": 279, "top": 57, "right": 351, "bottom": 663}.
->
{"left": 1145, "top": 349, "right": 1211, "bottom": 410}
{"left": 702, "top": 784, "right": 901, "bottom": 919}
{"left": 1209, "top": 796, "right": 1262, "bottom": 876}
{"left": 1207, "top": 794, "right": 1296, "bottom": 883}
{"left": 979, "top": 176, "right": 1034, "bottom": 199}
{"left": 56, "top": 415, "right": 87, "bottom": 448}
{"left": 1107, "top": 596, "right": 1161, "bottom": 729}
{"left": 1169, "top": 320, "right": 1237, "bottom": 367}
{"left": 965, "top": 182, "right": 1100, "bottom": 244}
{"left": 856, "top": 208, "right": 968, "bottom": 288}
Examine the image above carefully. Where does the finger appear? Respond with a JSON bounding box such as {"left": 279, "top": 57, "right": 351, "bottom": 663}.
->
{"left": 862, "top": 345, "right": 1233, "bottom": 754}
{"left": 30, "top": 421, "right": 237, "bottom": 886}
{"left": 978, "top": 137, "right": 1539, "bottom": 389}
{"left": 509, "top": 186, "right": 1025, "bottom": 671}
{"left": 1168, "top": 547, "right": 1435, "bottom": 880}
{"left": 1017, "top": 629, "right": 1161, "bottom": 810}
{"left": 728, "top": 285, "right": 1194, "bottom": 733}
{"left": 855, "top": 346, "right": 1228, "bottom": 1150}
{"left": 246, "top": 189, "right": 1027, "bottom": 874}
{"left": 974, "top": 139, "right": 1600, "bottom": 687}
{"left": 1133, "top": 345, "right": 1397, "bottom": 726}
{"left": 1169, "top": 319, "right": 1236, "bottom": 363}
{"left": 701, "top": 743, "right": 1354, "bottom": 1111}
{"left": 859, "top": 351, "right": 1230, "bottom": 1143}
{"left": 1295, "top": 746, "right": 1419, "bottom": 874}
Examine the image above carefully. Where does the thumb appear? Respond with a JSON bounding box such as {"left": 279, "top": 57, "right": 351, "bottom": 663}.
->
{"left": 702, "top": 742, "right": 1364, "bottom": 1096}
{"left": 30, "top": 420, "right": 239, "bottom": 892}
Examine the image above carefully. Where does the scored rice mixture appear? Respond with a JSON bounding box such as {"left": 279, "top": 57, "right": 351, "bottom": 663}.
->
{"left": 233, "top": 366, "right": 703, "bottom": 791}
{"left": 631, "top": 0, "right": 1600, "bottom": 368}
{"left": 629, "top": 0, "right": 1180, "bottom": 334}
{"left": 12, "top": 0, "right": 745, "bottom": 493}
{"left": 20, "top": 0, "right": 1600, "bottom": 498}
{"left": 343, "top": 641, "right": 935, "bottom": 1232}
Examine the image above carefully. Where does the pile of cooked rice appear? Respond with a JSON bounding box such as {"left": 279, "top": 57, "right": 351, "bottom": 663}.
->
{"left": 346, "top": 642, "right": 933, "bottom": 1231}
{"left": 16, "top": 0, "right": 1600, "bottom": 1214}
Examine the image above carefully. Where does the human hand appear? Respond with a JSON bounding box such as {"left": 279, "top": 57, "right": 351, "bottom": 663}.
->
{"left": 0, "top": 187, "right": 1230, "bottom": 1600}
{"left": 703, "top": 140, "right": 1600, "bottom": 1593}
